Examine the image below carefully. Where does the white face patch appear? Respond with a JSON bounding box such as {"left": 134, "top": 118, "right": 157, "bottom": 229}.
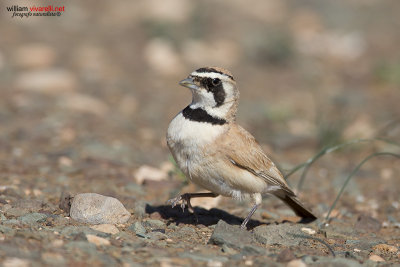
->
{"left": 187, "top": 71, "right": 237, "bottom": 119}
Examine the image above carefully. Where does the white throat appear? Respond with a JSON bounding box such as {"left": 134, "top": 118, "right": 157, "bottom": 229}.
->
{"left": 189, "top": 100, "right": 234, "bottom": 120}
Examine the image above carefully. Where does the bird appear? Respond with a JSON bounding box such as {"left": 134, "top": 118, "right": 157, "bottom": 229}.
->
{"left": 166, "top": 67, "right": 317, "bottom": 229}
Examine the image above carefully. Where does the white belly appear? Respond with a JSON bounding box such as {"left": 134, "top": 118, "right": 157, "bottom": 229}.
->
{"left": 167, "top": 113, "right": 234, "bottom": 196}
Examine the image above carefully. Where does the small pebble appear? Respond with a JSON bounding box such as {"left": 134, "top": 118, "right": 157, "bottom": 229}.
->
{"left": 134, "top": 165, "right": 168, "bottom": 185}
{"left": 3, "top": 257, "right": 30, "bottom": 267}
{"left": 372, "top": 244, "right": 398, "bottom": 253}
{"left": 128, "top": 221, "right": 146, "bottom": 236}
{"left": 355, "top": 215, "right": 381, "bottom": 232}
{"left": 369, "top": 254, "right": 385, "bottom": 262}
{"left": 244, "top": 260, "right": 253, "bottom": 266}
{"left": 60, "top": 93, "right": 109, "bottom": 116}
{"left": 16, "top": 69, "right": 76, "bottom": 93}
{"left": 18, "top": 213, "right": 48, "bottom": 225}
{"left": 86, "top": 234, "right": 111, "bottom": 246}
{"left": 143, "top": 219, "right": 165, "bottom": 229}
{"left": 287, "top": 259, "right": 306, "bottom": 267}
{"left": 277, "top": 248, "right": 296, "bottom": 262}
{"left": 207, "top": 261, "right": 223, "bottom": 267}
{"left": 41, "top": 252, "right": 65, "bottom": 264}
{"left": 147, "top": 231, "right": 168, "bottom": 241}
{"left": 90, "top": 224, "right": 119, "bottom": 234}
{"left": 51, "top": 239, "right": 64, "bottom": 247}
{"left": 190, "top": 193, "right": 221, "bottom": 210}
{"left": 14, "top": 43, "right": 56, "bottom": 68}
{"left": 301, "top": 227, "right": 316, "bottom": 235}
{"left": 221, "top": 244, "right": 237, "bottom": 255}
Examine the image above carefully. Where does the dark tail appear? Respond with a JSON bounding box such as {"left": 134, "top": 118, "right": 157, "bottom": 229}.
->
{"left": 274, "top": 191, "right": 317, "bottom": 223}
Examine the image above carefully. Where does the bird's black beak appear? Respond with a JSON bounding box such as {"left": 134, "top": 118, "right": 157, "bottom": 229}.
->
{"left": 179, "top": 77, "right": 199, "bottom": 90}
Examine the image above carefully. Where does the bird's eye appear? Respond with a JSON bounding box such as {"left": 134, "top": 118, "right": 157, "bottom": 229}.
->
{"left": 212, "top": 78, "right": 221, "bottom": 86}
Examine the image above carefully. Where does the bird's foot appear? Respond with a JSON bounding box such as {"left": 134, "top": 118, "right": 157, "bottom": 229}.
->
{"left": 167, "top": 193, "right": 194, "bottom": 212}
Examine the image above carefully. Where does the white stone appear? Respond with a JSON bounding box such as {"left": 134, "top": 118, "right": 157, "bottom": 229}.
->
{"left": 3, "top": 258, "right": 29, "bottom": 267}
{"left": 70, "top": 193, "right": 130, "bottom": 224}
{"left": 369, "top": 254, "right": 385, "bottom": 262}
{"left": 301, "top": 227, "right": 316, "bottom": 235}
{"left": 287, "top": 259, "right": 306, "bottom": 267}
{"left": 142, "top": 0, "right": 192, "bottom": 23}
{"left": 134, "top": 165, "right": 167, "bottom": 185}
{"left": 58, "top": 93, "right": 109, "bottom": 116}
{"left": 15, "top": 69, "right": 76, "bottom": 93}
{"left": 90, "top": 224, "right": 119, "bottom": 234}
{"left": 190, "top": 192, "right": 222, "bottom": 210}
{"left": 86, "top": 234, "right": 110, "bottom": 246}
{"left": 14, "top": 43, "right": 56, "bottom": 68}
{"left": 144, "top": 38, "right": 183, "bottom": 76}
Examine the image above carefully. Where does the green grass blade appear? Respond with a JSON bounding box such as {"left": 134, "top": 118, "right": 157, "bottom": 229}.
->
{"left": 324, "top": 152, "right": 400, "bottom": 222}
{"left": 283, "top": 138, "right": 400, "bottom": 191}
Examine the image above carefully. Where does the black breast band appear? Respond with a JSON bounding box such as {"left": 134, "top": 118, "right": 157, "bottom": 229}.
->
{"left": 182, "top": 106, "right": 226, "bottom": 125}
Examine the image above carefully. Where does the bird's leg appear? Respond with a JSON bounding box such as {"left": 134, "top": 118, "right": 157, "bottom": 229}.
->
{"left": 167, "top": 192, "right": 219, "bottom": 213}
{"left": 241, "top": 193, "right": 262, "bottom": 229}
{"left": 240, "top": 203, "right": 260, "bottom": 229}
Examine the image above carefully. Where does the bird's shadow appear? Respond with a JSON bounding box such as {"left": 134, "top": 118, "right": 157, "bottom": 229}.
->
{"left": 145, "top": 204, "right": 265, "bottom": 230}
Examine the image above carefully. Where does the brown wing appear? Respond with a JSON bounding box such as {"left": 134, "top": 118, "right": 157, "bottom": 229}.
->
{"left": 214, "top": 124, "right": 317, "bottom": 220}
{"left": 219, "top": 124, "right": 295, "bottom": 195}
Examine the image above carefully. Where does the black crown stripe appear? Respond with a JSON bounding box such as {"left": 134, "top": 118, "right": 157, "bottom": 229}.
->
{"left": 195, "top": 68, "right": 234, "bottom": 80}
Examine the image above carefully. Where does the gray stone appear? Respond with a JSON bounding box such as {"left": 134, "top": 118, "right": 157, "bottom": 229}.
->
{"left": 14, "top": 229, "right": 44, "bottom": 240}
{"left": 128, "top": 222, "right": 146, "bottom": 236}
{"left": 277, "top": 248, "right": 296, "bottom": 262}
{"left": 42, "top": 252, "right": 66, "bottom": 265}
{"left": 253, "top": 224, "right": 304, "bottom": 246}
{"left": 0, "top": 187, "right": 21, "bottom": 197}
{"left": 2, "top": 219, "right": 21, "bottom": 226}
{"left": 142, "top": 219, "right": 165, "bottom": 229}
{"left": 59, "top": 191, "right": 72, "bottom": 214}
{"left": 18, "top": 212, "right": 48, "bottom": 225}
{"left": 208, "top": 220, "right": 253, "bottom": 250}
{"left": 345, "top": 239, "right": 385, "bottom": 250}
{"left": 179, "top": 252, "right": 228, "bottom": 263}
{"left": 59, "top": 226, "right": 108, "bottom": 238}
{"left": 14, "top": 199, "right": 44, "bottom": 211}
{"left": 0, "top": 225, "right": 15, "bottom": 235}
{"left": 354, "top": 215, "right": 381, "bottom": 233}
{"left": 133, "top": 200, "right": 147, "bottom": 219}
{"left": 303, "top": 256, "right": 363, "bottom": 267}
{"left": 5, "top": 207, "right": 30, "bottom": 217}
{"left": 64, "top": 241, "right": 98, "bottom": 255}
{"left": 146, "top": 231, "right": 168, "bottom": 241}
{"left": 70, "top": 193, "right": 131, "bottom": 224}
{"left": 241, "top": 245, "right": 266, "bottom": 256}
{"left": 321, "top": 225, "right": 357, "bottom": 239}
{"left": 221, "top": 244, "right": 237, "bottom": 255}
{"left": 170, "top": 226, "right": 196, "bottom": 239}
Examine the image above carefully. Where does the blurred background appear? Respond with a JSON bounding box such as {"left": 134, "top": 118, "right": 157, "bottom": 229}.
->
{"left": 1, "top": 0, "right": 400, "bottom": 220}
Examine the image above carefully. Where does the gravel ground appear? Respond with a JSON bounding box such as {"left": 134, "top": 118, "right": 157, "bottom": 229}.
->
{"left": 1, "top": 0, "right": 400, "bottom": 266}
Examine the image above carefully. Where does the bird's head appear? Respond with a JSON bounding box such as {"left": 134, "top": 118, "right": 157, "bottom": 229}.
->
{"left": 179, "top": 67, "right": 239, "bottom": 121}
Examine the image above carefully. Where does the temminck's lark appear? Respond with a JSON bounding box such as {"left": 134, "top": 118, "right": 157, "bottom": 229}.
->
{"left": 167, "top": 67, "right": 317, "bottom": 229}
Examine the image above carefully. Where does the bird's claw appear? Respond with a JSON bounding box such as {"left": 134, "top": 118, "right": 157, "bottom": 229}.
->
{"left": 167, "top": 194, "right": 191, "bottom": 212}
